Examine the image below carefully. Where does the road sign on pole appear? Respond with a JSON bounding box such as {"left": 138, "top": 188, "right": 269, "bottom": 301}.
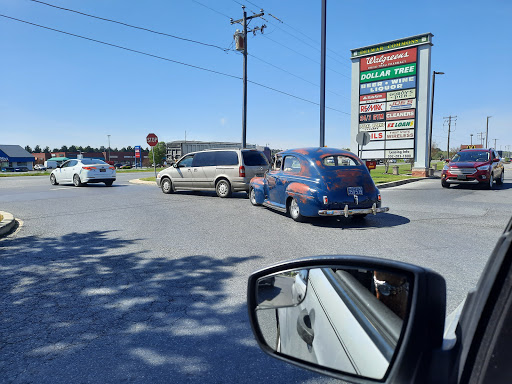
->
{"left": 146, "top": 134, "right": 159, "bottom": 177}
{"left": 146, "top": 133, "right": 158, "bottom": 147}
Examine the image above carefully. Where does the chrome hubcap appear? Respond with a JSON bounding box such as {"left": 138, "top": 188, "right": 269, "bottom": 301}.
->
{"left": 218, "top": 183, "right": 227, "bottom": 195}
{"left": 250, "top": 189, "right": 255, "bottom": 203}
{"left": 163, "top": 181, "right": 170, "bottom": 192}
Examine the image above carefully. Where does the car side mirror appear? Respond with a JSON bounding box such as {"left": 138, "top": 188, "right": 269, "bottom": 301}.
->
{"left": 56, "top": 165, "right": 62, "bottom": 168}
{"left": 172, "top": 163, "right": 178, "bottom": 168}
{"left": 493, "top": 158, "right": 500, "bottom": 162}
{"left": 445, "top": 159, "right": 450, "bottom": 163}
{"left": 247, "top": 256, "right": 446, "bottom": 383}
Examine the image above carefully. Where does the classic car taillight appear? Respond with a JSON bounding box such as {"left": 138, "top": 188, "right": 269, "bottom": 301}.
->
{"left": 239, "top": 166, "right": 245, "bottom": 177}
{"left": 323, "top": 196, "right": 328, "bottom": 204}
{"left": 378, "top": 194, "right": 382, "bottom": 201}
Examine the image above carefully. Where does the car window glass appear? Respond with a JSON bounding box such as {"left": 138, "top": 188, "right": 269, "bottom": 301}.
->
{"left": 322, "top": 155, "right": 360, "bottom": 167}
{"left": 452, "top": 151, "right": 489, "bottom": 162}
{"left": 283, "top": 156, "right": 301, "bottom": 173}
{"left": 61, "top": 161, "right": 70, "bottom": 168}
{"left": 68, "top": 160, "right": 78, "bottom": 167}
{"left": 81, "top": 159, "right": 107, "bottom": 165}
{"left": 242, "top": 151, "right": 268, "bottom": 166}
{"left": 178, "top": 155, "right": 194, "bottom": 167}
{"left": 273, "top": 155, "right": 282, "bottom": 171}
{"left": 193, "top": 152, "right": 216, "bottom": 167}
{"left": 214, "top": 151, "right": 238, "bottom": 166}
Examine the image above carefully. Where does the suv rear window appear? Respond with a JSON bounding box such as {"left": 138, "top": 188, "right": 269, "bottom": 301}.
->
{"left": 242, "top": 151, "right": 268, "bottom": 166}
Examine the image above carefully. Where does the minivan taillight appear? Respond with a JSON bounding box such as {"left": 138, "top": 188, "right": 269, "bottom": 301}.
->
{"left": 239, "top": 165, "right": 245, "bottom": 177}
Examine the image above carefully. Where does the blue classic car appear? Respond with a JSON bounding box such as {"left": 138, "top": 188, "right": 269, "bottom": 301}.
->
{"left": 249, "top": 147, "right": 389, "bottom": 221}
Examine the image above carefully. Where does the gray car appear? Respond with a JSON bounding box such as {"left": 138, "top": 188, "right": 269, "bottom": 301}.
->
{"left": 156, "top": 149, "right": 269, "bottom": 198}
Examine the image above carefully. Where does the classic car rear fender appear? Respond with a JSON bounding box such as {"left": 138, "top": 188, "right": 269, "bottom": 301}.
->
{"left": 286, "top": 182, "right": 320, "bottom": 217}
{"left": 250, "top": 177, "right": 266, "bottom": 204}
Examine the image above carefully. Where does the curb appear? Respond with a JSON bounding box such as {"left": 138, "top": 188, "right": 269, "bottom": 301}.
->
{"left": 0, "top": 211, "right": 16, "bottom": 237}
{"left": 377, "top": 176, "right": 439, "bottom": 189}
{"left": 129, "top": 179, "right": 157, "bottom": 186}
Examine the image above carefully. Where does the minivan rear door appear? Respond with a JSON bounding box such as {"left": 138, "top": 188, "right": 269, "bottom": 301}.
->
{"left": 242, "top": 150, "right": 269, "bottom": 179}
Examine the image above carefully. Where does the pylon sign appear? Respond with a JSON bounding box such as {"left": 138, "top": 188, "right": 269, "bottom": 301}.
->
{"left": 350, "top": 34, "right": 433, "bottom": 172}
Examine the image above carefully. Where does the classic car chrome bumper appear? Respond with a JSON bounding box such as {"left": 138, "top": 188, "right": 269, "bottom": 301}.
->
{"left": 318, "top": 203, "right": 389, "bottom": 217}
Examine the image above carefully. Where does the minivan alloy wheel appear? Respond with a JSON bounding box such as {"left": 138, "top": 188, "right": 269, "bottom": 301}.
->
{"left": 216, "top": 179, "right": 232, "bottom": 198}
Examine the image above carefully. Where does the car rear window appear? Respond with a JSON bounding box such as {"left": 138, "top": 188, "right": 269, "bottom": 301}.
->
{"left": 322, "top": 155, "right": 360, "bottom": 167}
{"left": 242, "top": 151, "right": 268, "bottom": 166}
{"left": 81, "top": 159, "right": 107, "bottom": 165}
{"left": 452, "top": 151, "right": 489, "bottom": 162}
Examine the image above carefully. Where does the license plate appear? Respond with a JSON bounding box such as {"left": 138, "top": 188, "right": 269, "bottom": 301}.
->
{"left": 347, "top": 186, "right": 363, "bottom": 195}
{"left": 255, "top": 173, "right": 264, "bottom": 177}
{"left": 457, "top": 174, "right": 466, "bottom": 180}
{"left": 100, "top": 168, "right": 106, "bottom": 172}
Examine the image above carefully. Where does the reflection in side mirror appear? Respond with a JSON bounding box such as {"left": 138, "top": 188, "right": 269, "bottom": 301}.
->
{"left": 253, "top": 266, "right": 411, "bottom": 380}
{"left": 173, "top": 163, "right": 178, "bottom": 168}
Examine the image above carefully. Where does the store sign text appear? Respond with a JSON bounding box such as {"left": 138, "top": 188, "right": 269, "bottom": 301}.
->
{"left": 386, "top": 129, "right": 415, "bottom": 140}
{"left": 360, "top": 103, "right": 386, "bottom": 113}
{"left": 386, "top": 119, "right": 415, "bottom": 129}
{"left": 360, "top": 93, "right": 387, "bottom": 104}
{"left": 386, "top": 109, "right": 416, "bottom": 120}
{"left": 360, "top": 63, "right": 416, "bottom": 83}
{"left": 359, "top": 112, "right": 385, "bottom": 122}
{"left": 387, "top": 99, "right": 416, "bottom": 111}
{"left": 359, "top": 122, "right": 385, "bottom": 131}
{"left": 360, "top": 47, "right": 417, "bottom": 71}
{"left": 387, "top": 89, "right": 416, "bottom": 101}
{"left": 360, "top": 76, "right": 416, "bottom": 95}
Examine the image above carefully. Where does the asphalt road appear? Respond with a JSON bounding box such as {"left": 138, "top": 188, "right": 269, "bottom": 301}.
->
{"left": 1, "top": 166, "right": 511, "bottom": 383}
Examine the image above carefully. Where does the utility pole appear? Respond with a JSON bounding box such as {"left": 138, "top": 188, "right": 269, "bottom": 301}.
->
{"left": 485, "top": 116, "right": 492, "bottom": 148}
{"left": 477, "top": 132, "right": 485, "bottom": 146}
{"left": 470, "top": 134, "right": 473, "bottom": 145}
{"left": 493, "top": 138, "right": 498, "bottom": 149}
{"left": 231, "top": 7, "right": 265, "bottom": 149}
{"left": 444, "top": 115, "right": 457, "bottom": 159}
{"left": 320, "top": 0, "right": 326, "bottom": 147}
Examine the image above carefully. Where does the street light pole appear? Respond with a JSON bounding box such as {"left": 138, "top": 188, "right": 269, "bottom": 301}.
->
{"left": 470, "top": 134, "right": 473, "bottom": 145}
{"left": 319, "top": 0, "right": 326, "bottom": 148}
{"left": 107, "top": 134, "right": 111, "bottom": 162}
{"left": 485, "top": 116, "right": 492, "bottom": 148}
{"left": 428, "top": 71, "right": 444, "bottom": 167}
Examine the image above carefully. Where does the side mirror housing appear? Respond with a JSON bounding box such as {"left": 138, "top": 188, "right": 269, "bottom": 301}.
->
{"left": 247, "top": 256, "right": 446, "bottom": 383}
{"left": 172, "top": 163, "right": 178, "bottom": 168}
{"left": 445, "top": 159, "right": 450, "bottom": 163}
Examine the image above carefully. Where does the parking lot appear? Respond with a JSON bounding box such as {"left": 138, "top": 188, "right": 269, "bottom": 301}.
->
{"left": 1, "top": 167, "right": 512, "bottom": 383}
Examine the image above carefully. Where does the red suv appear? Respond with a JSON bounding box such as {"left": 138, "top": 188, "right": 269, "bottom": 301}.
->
{"left": 441, "top": 148, "right": 504, "bottom": 189}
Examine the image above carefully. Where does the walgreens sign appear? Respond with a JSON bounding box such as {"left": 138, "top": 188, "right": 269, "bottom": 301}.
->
{"left": 360, "top": 47, "right": 417, "bottom": 71}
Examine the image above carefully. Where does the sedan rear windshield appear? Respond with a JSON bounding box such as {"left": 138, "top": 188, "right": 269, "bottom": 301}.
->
{"left": 242, "top": 151, "right": 268, "bottom": 166}
{"left": 81, "top": 159, "right": 107, "bottom": 165}
{"left": 452, "top": 151, "right": 489, "bottom": 162}
{"left": 321, "top": 155, "right": 361, "bottom": 167}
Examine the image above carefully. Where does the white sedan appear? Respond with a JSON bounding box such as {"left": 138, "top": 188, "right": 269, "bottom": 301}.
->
{"left": 50, "top": 158, "right": 116, "bottom": 187}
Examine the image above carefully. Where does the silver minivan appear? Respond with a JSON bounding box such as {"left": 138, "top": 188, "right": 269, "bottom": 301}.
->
{"left": 156, "top": 149, "right": 270, "bottom": 197}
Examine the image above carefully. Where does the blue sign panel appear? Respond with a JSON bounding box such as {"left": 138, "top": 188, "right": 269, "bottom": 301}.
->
{"left": 360, "top": 76, "right": 416, "bottom": 95}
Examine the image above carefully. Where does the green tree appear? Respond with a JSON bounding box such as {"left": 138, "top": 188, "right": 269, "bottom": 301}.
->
{"left": 60, "top": 145, "right": 68, "bottom": 152}
{"left": 25, "top": 145, "right": 33, "bottom": 152}
{"left": 52, "top": 148, "right": 59, "bottom": 152}
{"left": 69, "top": 145, "right": 78, "bottom": 152}
{"left": 84, "top": 146, "right": 93, "bottom": 153}
{"left": 34, "top": 145, "right": 42, "bottom": 153}
{"left": 43, "top": 146, "right": 50, "bottom": 153}
{"left": 148, "top": 142, "right": 167, "bottom": 165}
{"left": 120, "top": 147, "right": 127, "bottom": 152}
{"left": 126, "top": 146, "right": 134, "bottom": 152}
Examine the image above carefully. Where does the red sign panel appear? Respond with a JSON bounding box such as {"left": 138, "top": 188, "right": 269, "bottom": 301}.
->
{"left": 360, "top": 47, "right": 417, "bottom": 72}
{"left": 146, "top": 133, "right": 158, "bottom": 147}
{"left": 386, "top": 109, "right": 416, "bottom": 121}
{"left": 365, "top": 160, "right": 377, "bottom": 170}
{"left": 359, "top": 92, "right": 386, "bottom": 104}
{"left": 359, "top": 112, "right": 385, "bottom": 123}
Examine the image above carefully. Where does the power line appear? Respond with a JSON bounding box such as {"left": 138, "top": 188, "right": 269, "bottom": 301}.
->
{"left": 28, "top": 0, "right": 232, "bottom": 52}
{"left": 248, "top": 53, "right": 348, "bottom": 99}
{"left": 262, "top": 35, "right": 349, "bottom": 79}
{"left": 191, "top": 0, "right": 231, "bottom": 19}
{"left": 231, "top": 0, "right": 349, "bottom": 67}
{"left": 0, "top": 14, "right": 348, "bottom": 114}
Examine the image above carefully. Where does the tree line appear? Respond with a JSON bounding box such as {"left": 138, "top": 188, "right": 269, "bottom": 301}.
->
{"left": 25, "top": 145, "right": 150, "bottom": 153}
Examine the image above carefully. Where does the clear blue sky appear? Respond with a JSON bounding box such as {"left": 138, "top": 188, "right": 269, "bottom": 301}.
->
{"left": 1, "top": 0, "right": 511, "bottom": 154}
